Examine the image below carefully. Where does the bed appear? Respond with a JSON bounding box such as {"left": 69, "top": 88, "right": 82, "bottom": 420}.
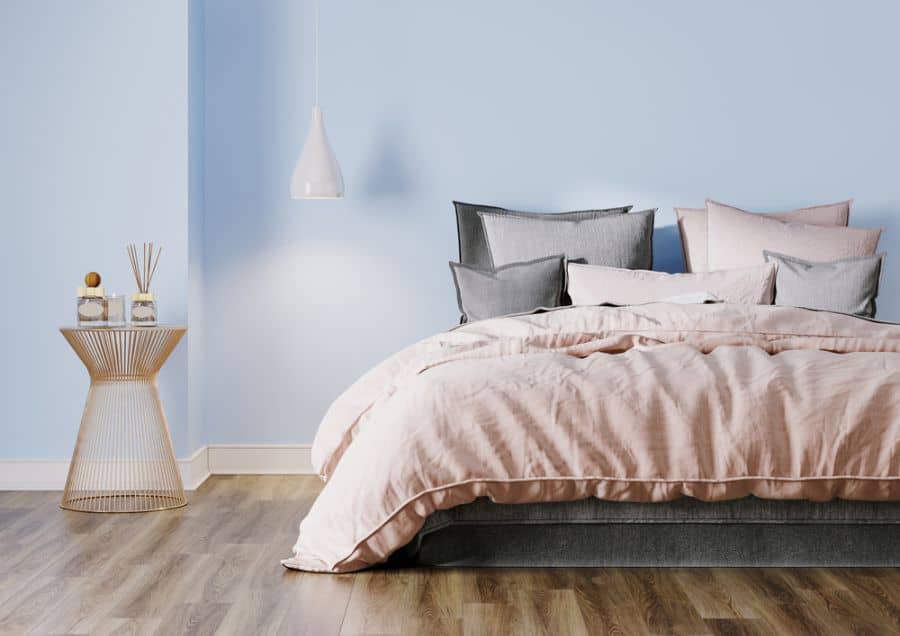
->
{"left": 283, "top": 302, "right": 900, "bottom": 572}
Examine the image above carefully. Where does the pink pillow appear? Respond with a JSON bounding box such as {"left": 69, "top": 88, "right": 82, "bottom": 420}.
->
{"left": 705, "top": 200, "right": 881, "bottom": 271}
{"left": 567, "top": 262, "right": 777, "bottom": 306}
{"left": 675, "top": 200, "right": 851, "bottom": 272}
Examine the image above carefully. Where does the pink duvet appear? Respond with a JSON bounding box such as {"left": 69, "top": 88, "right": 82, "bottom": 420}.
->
{"left": 284, "top": 303, "right": 900, "bottom": 572}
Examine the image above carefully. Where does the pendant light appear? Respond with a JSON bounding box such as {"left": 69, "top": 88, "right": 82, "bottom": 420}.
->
{"left": 290, "top": 0, "right": 344, "bottom": 199}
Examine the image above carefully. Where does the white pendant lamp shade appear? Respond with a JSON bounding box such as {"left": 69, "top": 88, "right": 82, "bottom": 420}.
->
{"left": 290, "top": 0, "right": 344, "bottom": 200}
{"left": 290, "top": 105, "right": 344, "bottom": 199}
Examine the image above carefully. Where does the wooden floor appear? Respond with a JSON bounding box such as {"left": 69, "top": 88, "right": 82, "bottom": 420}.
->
{"left": 0, "top": 476, "right": 897, "bottom": 635}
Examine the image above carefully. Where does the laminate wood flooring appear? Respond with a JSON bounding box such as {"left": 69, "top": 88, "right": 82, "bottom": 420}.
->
{"left": 1, "top": 476, "right": 897, "bottom": 635}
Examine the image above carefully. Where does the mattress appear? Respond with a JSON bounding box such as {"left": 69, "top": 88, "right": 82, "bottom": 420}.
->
{"left": 418, "top": 495, "right": 900, "bottom": 527}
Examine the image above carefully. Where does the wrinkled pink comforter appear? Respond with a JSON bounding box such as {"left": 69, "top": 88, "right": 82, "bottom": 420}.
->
{"left": 284, "top": 303, "right": 900, "bottom": 572}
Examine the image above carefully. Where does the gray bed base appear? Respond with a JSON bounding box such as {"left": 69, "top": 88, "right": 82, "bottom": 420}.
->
{"left": 392, "top": 497, "right": 900, "bottom": 567}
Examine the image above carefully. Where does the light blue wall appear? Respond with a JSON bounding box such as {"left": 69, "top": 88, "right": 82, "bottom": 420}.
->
{"left": 0, "top": 1, "right": 193, "bottom": 458}
{"left": 4, "top": 1, "right": 899, "bottom": 458}
{"left": 202, "top": 0, "right": 900, "bottom": 446}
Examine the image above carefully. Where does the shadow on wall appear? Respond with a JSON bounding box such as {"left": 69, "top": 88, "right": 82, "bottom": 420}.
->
{"left": 865, "top": 206, "right": 896, "bottom": 262}
{"left": 652, "top": 224, "right": 685, "bottom": 274}
{"left": 362, "top": 121, "right": 419, "bottom": 199}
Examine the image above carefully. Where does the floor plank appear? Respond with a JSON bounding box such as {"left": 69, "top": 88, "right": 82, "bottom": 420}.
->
{"left": 0, "top": 476, "right": 896, "bottom": 635}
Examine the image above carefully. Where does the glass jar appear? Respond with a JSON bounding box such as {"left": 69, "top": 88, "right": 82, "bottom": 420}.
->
{"left": 77, "top": 287, "right": 107, "bottom": 327}
{"left": 106, "top": 294, "right": 126, "bottom": 327}
{"left": 131, "top": 293, "right": 158, "bottom": 326}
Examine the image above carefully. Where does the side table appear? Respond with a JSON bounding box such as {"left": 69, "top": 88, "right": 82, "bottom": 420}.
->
{"left": 59, "top": 326, "right": 187, "bottom": 512}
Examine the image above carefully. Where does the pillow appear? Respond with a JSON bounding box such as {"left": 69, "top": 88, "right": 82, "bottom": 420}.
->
{"left": 449, "top": 255, "right": 566, "bottom": 322}
{"left": 567, "top": 262, "right": 777, "bottom": 306}
{"left": 478, "top": 208, "right": 655, "bottom": 269}
{"left": 675, "top": 200, "right": 851, "bottom": 272}
{"left": 454, "top": 201, "right": 631, "bottom": 269}
{"left": 763, "top": 251, "right": 884, "bottom": 318}
{"left": 706, "top": 201, "right": 880, "bottom": 271}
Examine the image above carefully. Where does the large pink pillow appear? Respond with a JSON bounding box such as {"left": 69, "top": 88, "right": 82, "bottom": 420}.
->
{"left": 567, "top": 262, "right": 777, "bottom": 306}
{"left": 675, "top": 200, "right": 851, "bottom": 272}
{"left": 706, "top": 200, "right": 881, "bottom": 271}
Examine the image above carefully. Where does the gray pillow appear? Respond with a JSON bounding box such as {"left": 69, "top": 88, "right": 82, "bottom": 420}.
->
{"left": 450, "top": 255, "right": 566, "bottom": 323}
{"left": 454, "top": 201, "right": 631, "bottom": 269}
{"left": 479, "top": 208, "right": 656, "bottom": 269}
{"left": 763, "top": 250, "right": 884, "bottom": 317}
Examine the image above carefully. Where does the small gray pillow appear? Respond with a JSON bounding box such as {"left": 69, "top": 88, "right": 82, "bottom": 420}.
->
{"left": 450, "top": 255, "right": 566, "bottom": 323}
{"left": 454, "top": 201, "right": 631, "bottom": 269}
{"left": 479, "top": 208, "right": 655, "bottom": 269}
{"left": 763, "top": 250, "right": 885, "bottom": 317}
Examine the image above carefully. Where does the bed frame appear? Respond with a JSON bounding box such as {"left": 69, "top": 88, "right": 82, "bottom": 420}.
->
{"left": 393, "top": 497, "right": 900, "bottom": 567}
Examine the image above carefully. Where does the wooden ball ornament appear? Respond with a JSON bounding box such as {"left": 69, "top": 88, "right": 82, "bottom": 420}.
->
{"left": 85, "top": 271, "right": 101, "bottom": 288}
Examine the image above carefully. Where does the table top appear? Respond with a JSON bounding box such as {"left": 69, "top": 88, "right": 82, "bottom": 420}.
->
{"left": 60, "top": 325, "right": 186, "bottom": 376}
{"left": 60, "top": 325, "right": 186, "bottom": 333}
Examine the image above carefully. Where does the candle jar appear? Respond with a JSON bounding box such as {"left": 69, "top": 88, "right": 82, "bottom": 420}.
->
{"left": 131, "top": 293, "right": 158, "bottom": 326}
{"left": 106, "top": 294, "right": 126, "bottom": 327}
{"left": 77, "top": 287, "right": 107, "bottom": 327}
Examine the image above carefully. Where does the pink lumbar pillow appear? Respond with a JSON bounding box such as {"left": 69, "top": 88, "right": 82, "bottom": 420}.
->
{"left": 705, "top": 200, "right": 880, "bottom": 272}
{"left": 675, "top": 200, "right": 851, "bottom": 272}
{"left": 567, "top": 262, "right": 777, "bottom": 306}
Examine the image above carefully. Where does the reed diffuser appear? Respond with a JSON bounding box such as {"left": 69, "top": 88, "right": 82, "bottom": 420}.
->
{"left": 127, "top": 242, "right": 161, "bottom": 326}
{"left": 76, "top": 271, "right": 107, "bottom": 327}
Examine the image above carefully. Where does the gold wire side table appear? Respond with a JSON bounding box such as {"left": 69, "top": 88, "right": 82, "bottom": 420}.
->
{"left": 59, "top": 326, "right": 187, "bottom": 513}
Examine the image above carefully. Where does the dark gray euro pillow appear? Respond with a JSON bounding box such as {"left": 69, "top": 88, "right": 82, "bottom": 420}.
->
{"left": 454, "top": 201, "right": 631, "bottom": 269}
{"left": 449, "top": 255, "right": 566, "bottom": 323}
{"left": 763, "top": 250, "right": 884, "bottom": 318}
{"left": 479, "top": 208, "right": 656, "bottom": 269}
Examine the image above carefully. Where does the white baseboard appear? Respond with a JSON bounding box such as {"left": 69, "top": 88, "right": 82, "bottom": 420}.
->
{"left": 0, "top": 444, "right": 313, "bottom": 491}
{"left": 0, "top": 460, "right": 71, "bottom": 491}
{"left": 207, "top": 444, "right": 314, "bottom": 475}
{"left": 181, "top": 446, "right": 211, "bottom": 490}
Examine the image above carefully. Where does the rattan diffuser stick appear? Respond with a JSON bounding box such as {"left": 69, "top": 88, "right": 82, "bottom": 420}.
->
{"left": 148, "top": 244, "right": 162, "bottom": 290}
{"left": 127, "top": 242, "right": 162, "bottom": 293}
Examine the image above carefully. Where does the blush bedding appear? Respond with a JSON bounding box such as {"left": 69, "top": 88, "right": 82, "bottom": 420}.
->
{"left": 283, "top": 303, "right": 900, "bottom": 572}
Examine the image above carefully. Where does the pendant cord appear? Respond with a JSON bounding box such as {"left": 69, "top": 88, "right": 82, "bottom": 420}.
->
{"left": 314, "top": 0, "right": 319, "bottom": 106}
